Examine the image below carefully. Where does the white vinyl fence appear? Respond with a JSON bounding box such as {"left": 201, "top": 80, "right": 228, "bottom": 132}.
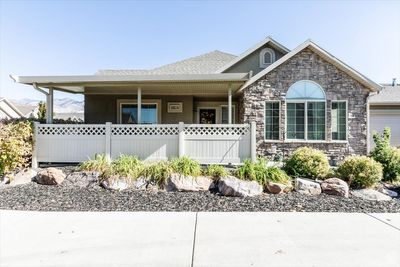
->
{"left": 32, "top": 122, "right": 256, "bottom": 167}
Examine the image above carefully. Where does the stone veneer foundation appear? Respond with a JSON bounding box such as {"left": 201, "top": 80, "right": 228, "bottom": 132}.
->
{"left": 239, "top": 48, "right": 371, "bottom": 164}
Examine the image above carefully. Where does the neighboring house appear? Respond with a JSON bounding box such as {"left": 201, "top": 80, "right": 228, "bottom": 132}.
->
{"left": 12, "top": 37, "right": 383, "bottom": 164}
{"left": 369, "top": 81, "right": 400, "bottom": 147}
{"left": 0, "top": 97, "right": 24, "bottom": 119}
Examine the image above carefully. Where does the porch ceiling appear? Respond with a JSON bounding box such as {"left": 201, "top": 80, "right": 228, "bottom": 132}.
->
{"left": 11, "top": 73, "right": 249, "bottom": 96}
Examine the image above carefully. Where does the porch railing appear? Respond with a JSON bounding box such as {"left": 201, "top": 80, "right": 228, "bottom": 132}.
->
{"left": 32, "top": 122, "right": 256, "bottom": 167}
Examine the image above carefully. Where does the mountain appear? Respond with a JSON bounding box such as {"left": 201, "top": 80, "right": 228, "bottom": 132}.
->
{"left": 11, "top": 98, "right": 84, "bottom": 114}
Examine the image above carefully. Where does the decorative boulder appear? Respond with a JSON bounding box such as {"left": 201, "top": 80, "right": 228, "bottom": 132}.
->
{"left": 218, "top": 176, "right": 263, "bottom": 197}
{"left": 101, "top": 175, "right": 130, "bottom": 191}
{"left": 35, "top": 168, "right": 65, "bottom": 185}
{"left": 377, "top": 187, "right": 398, "bottom": 198}
{"left": 9, "top": 168, "right": 37, "bottom": 186}
{"left": 166, "top": 173, "right": 213, "bottom": 192}
{"left": 294, "top": 178, "right": 321, "bottom": 195}
{"left": 265, "top": 182, "right": 291, "bottom": 194}
{"left": 133, "top": 177, "right": 148, "bottom": 190}
{"left": 321, "top": 178, "right": 349, "bottom": 198}
{"left": 64, "top": 171, "right": 100, "bottom": 188}
{"left": 351, "top": 189, "right": 392, "bottom": 201}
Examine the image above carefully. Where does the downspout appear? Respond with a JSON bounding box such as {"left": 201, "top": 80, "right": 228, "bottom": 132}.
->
{"left": 366, "top": 91, "right": 378, "bottom": 154}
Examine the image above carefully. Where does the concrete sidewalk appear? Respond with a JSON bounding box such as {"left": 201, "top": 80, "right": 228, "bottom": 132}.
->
{"left": 0, "top": 211, "right": 399, "bottom": 267}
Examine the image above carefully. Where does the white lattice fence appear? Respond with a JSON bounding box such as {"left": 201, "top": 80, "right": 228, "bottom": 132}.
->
{"left": 33, "top": 122, "right": 255, "bottom": 166}
{"left": 183, "top": 124, "right": 251, "bottom": 164}
{"left": 34, "top": 124, "right": 107, "bottom": 163}
{"left": 111, "top": 125, "right": 179, "bottom": 160}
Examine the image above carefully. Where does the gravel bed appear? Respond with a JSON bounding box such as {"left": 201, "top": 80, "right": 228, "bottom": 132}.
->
{"left": 1, "top": 182, "right": 400, "bottom": 212}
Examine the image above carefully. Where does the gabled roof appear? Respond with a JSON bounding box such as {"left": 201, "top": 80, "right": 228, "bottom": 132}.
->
{"left": 369, "top": 84, "right": 400, "bottom": 104}
{"left": 239, "top": 39, "right": 382, "bottom": 92}
{"left": 216, "top": 36, "right": 290, "bottom": 73}
{"left": 96, "top": 50, "right": 236, "bottom": 75}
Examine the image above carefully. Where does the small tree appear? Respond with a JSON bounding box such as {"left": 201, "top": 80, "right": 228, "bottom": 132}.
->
{"left": 37, "top": 101, "right": 46, "bottom": 120}
{"left": 370, "top": 127, "right": 400, "bottom": 182}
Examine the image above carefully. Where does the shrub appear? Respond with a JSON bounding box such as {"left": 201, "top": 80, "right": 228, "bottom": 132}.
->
{"left": 0, "top": 120, "right": 33, "bottom": 176}
{"left": 142, "top": 161, "right": 172, "bottom": 187}
{"left": 204, "top": 164, "right": 228, "bottom": 179}
{"left": 78, "top": 154, "right": 111, "bottom": 173}
{"left": 284, "top": 147, "right": 330, "bottom": 179}
{"left": 336, "top": 156, "right": 383, "bottom": 188}
{"left": 236, "top": 158, "right": 291, "bottom": 186}
{"left": 170, "top": 156, "right": 201, "bottom": 176}
{"left": 108, "top": 155, "right": 144, "bottom": 180}
{"left": 370, "top": 128, "right": 400, "bottom": 182}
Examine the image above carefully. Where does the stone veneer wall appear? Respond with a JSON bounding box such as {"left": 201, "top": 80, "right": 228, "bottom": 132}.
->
{"left": 239, "top": 48, "right": 371, "bottom": 163}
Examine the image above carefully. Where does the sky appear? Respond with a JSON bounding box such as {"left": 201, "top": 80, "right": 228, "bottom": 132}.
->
{"left": 0, "top": 0, "right": 399, "bottom": 102}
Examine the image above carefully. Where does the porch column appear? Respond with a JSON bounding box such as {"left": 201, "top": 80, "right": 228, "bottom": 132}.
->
{"left": 228, "top": 86, "right": 232, "bottom": 124}
{"left": 46, "top": 88, "right": 53, "bottom": 124}
{"left": 137, "top": 87, "right": 142, "bottom": 124}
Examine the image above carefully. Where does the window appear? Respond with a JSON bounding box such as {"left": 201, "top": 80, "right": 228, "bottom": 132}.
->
{"left": 286, "top": 80, "right": 326, "bottom": 140}
{"left": 259, "top": 48, "right": 276, "bottom": 68}
{"left": 332, "top": 101, "right": 347, "bottom": 140}
{"left": 221, "top": 105, "right": 235, "bottom": 124}
{"left": 121, "top": 103, "right": 158, "bottom": 124}
{"left": 265, "top": 101, "right": 280, "bottom": 140}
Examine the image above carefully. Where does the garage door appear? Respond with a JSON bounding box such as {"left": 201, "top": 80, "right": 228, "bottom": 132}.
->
{"left": 370, "top": 109, "right": 400, "bottom": 148}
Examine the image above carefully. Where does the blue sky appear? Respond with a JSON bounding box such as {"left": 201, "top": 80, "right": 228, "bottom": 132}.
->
{"left": 1, "top": 0, "right": 399, "bottom": 101}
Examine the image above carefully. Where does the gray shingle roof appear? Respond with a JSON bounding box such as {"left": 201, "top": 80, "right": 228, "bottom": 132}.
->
{"left": 370, "top": 84, "right": 400, "bottom": 104}
{"left": 96, "top": 50, "right": 236, "bottom": 75}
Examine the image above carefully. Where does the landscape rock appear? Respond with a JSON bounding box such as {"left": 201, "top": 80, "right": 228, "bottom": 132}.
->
{"left": 218, "top": 176, "right": 263, "bottom": 197}
{"left": 265, "top": 182, "right": 291, "bottom": 194}
{"left": 9, "top": 168, "right": 37, "bottom": 186}
{"left": 352, "top": 189, "right": 393, "bottom": 201}
{"left": 101, "top": 176, "right": 130, "bottom": 191}
{"left": 133, "top": 177, "right": 148, "bottom": 190}
{"left": 1, "top": 176, "right": 11, "bottom": 185}
{"left": 64, "top": 171, "right": 100, "bottom": 188}
{"left": 294, "top": 178, "right": 321, "bottom": 195}
{"left": 377, "top": 187, "right": 398, "bottom": 198}
{"left": 35, "top": 168, "right": 65, "bottom": 185}
{"left": 321, "top": 178, "right": 349, "bottom": 198}
{"left": 166, "top": 173, "right": 213, "bottom": 192}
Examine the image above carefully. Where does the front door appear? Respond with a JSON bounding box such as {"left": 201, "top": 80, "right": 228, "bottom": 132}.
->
{"left": 199, "top": 108, "right": 216, "bottom": 124}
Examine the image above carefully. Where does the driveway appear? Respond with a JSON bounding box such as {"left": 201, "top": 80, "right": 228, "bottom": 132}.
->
{"left": 0, "top": 211, "right": 399, "bottom": 267}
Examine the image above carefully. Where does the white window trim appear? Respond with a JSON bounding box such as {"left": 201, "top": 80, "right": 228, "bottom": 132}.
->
{"left": 331, "top": 100, "right": 348, "bottom": 141}
{"left": 259, "top": 48, "right": 276, "bottom": 68}
{"left": 264, "top": 100, "right": 281, "bottom": 141}
{"left": 220, "top": 104, "right": 236, "bottom": 124}
{"left": 285, "top": 99, "right": 327, "bottom": 141}
{"left": 117, "top": 99, "right": 162, "bottom": 124}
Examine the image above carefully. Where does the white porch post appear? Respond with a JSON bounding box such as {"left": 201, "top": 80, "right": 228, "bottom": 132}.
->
{"left": 137, "top": 87, "right": 142, "bottom": 124}
{"left": 46, "top": 88, "right": 53, "bottom": 124}
{"left": 228, "top": 86, "right": 232, "bottom": 124}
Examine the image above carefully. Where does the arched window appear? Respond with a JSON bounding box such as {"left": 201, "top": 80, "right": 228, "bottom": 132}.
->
{"left": 260, "top": 48, "right": 275, "bottom": 68}
{"left": 286, "top": 80, "right": 326, "bottom": 140}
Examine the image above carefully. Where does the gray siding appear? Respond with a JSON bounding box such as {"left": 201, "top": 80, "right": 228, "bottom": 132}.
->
{"left": 224, "top": 44, "right": 285, "bottom": 75}
{"left": 85, "top": 95, "right": 193, "bottom": 124}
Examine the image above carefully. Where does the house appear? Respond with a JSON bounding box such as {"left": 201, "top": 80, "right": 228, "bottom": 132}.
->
{"left": 11, "top": 37, "right": 383, "bottom": 166}
{"left": 369, "top": 80, "right": 400, "bottom": 147}
{"left": 0, "top": 97, "right": 24, "bottom": 119}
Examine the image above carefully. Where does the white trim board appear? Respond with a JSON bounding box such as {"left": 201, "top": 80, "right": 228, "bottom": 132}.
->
{"left": 215, "top": 36, "right": 290, "bottom": 73}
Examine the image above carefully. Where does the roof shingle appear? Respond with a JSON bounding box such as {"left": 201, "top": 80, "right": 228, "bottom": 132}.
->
{"left": 96, "top": 50, "right": 236, "bottom": 75}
